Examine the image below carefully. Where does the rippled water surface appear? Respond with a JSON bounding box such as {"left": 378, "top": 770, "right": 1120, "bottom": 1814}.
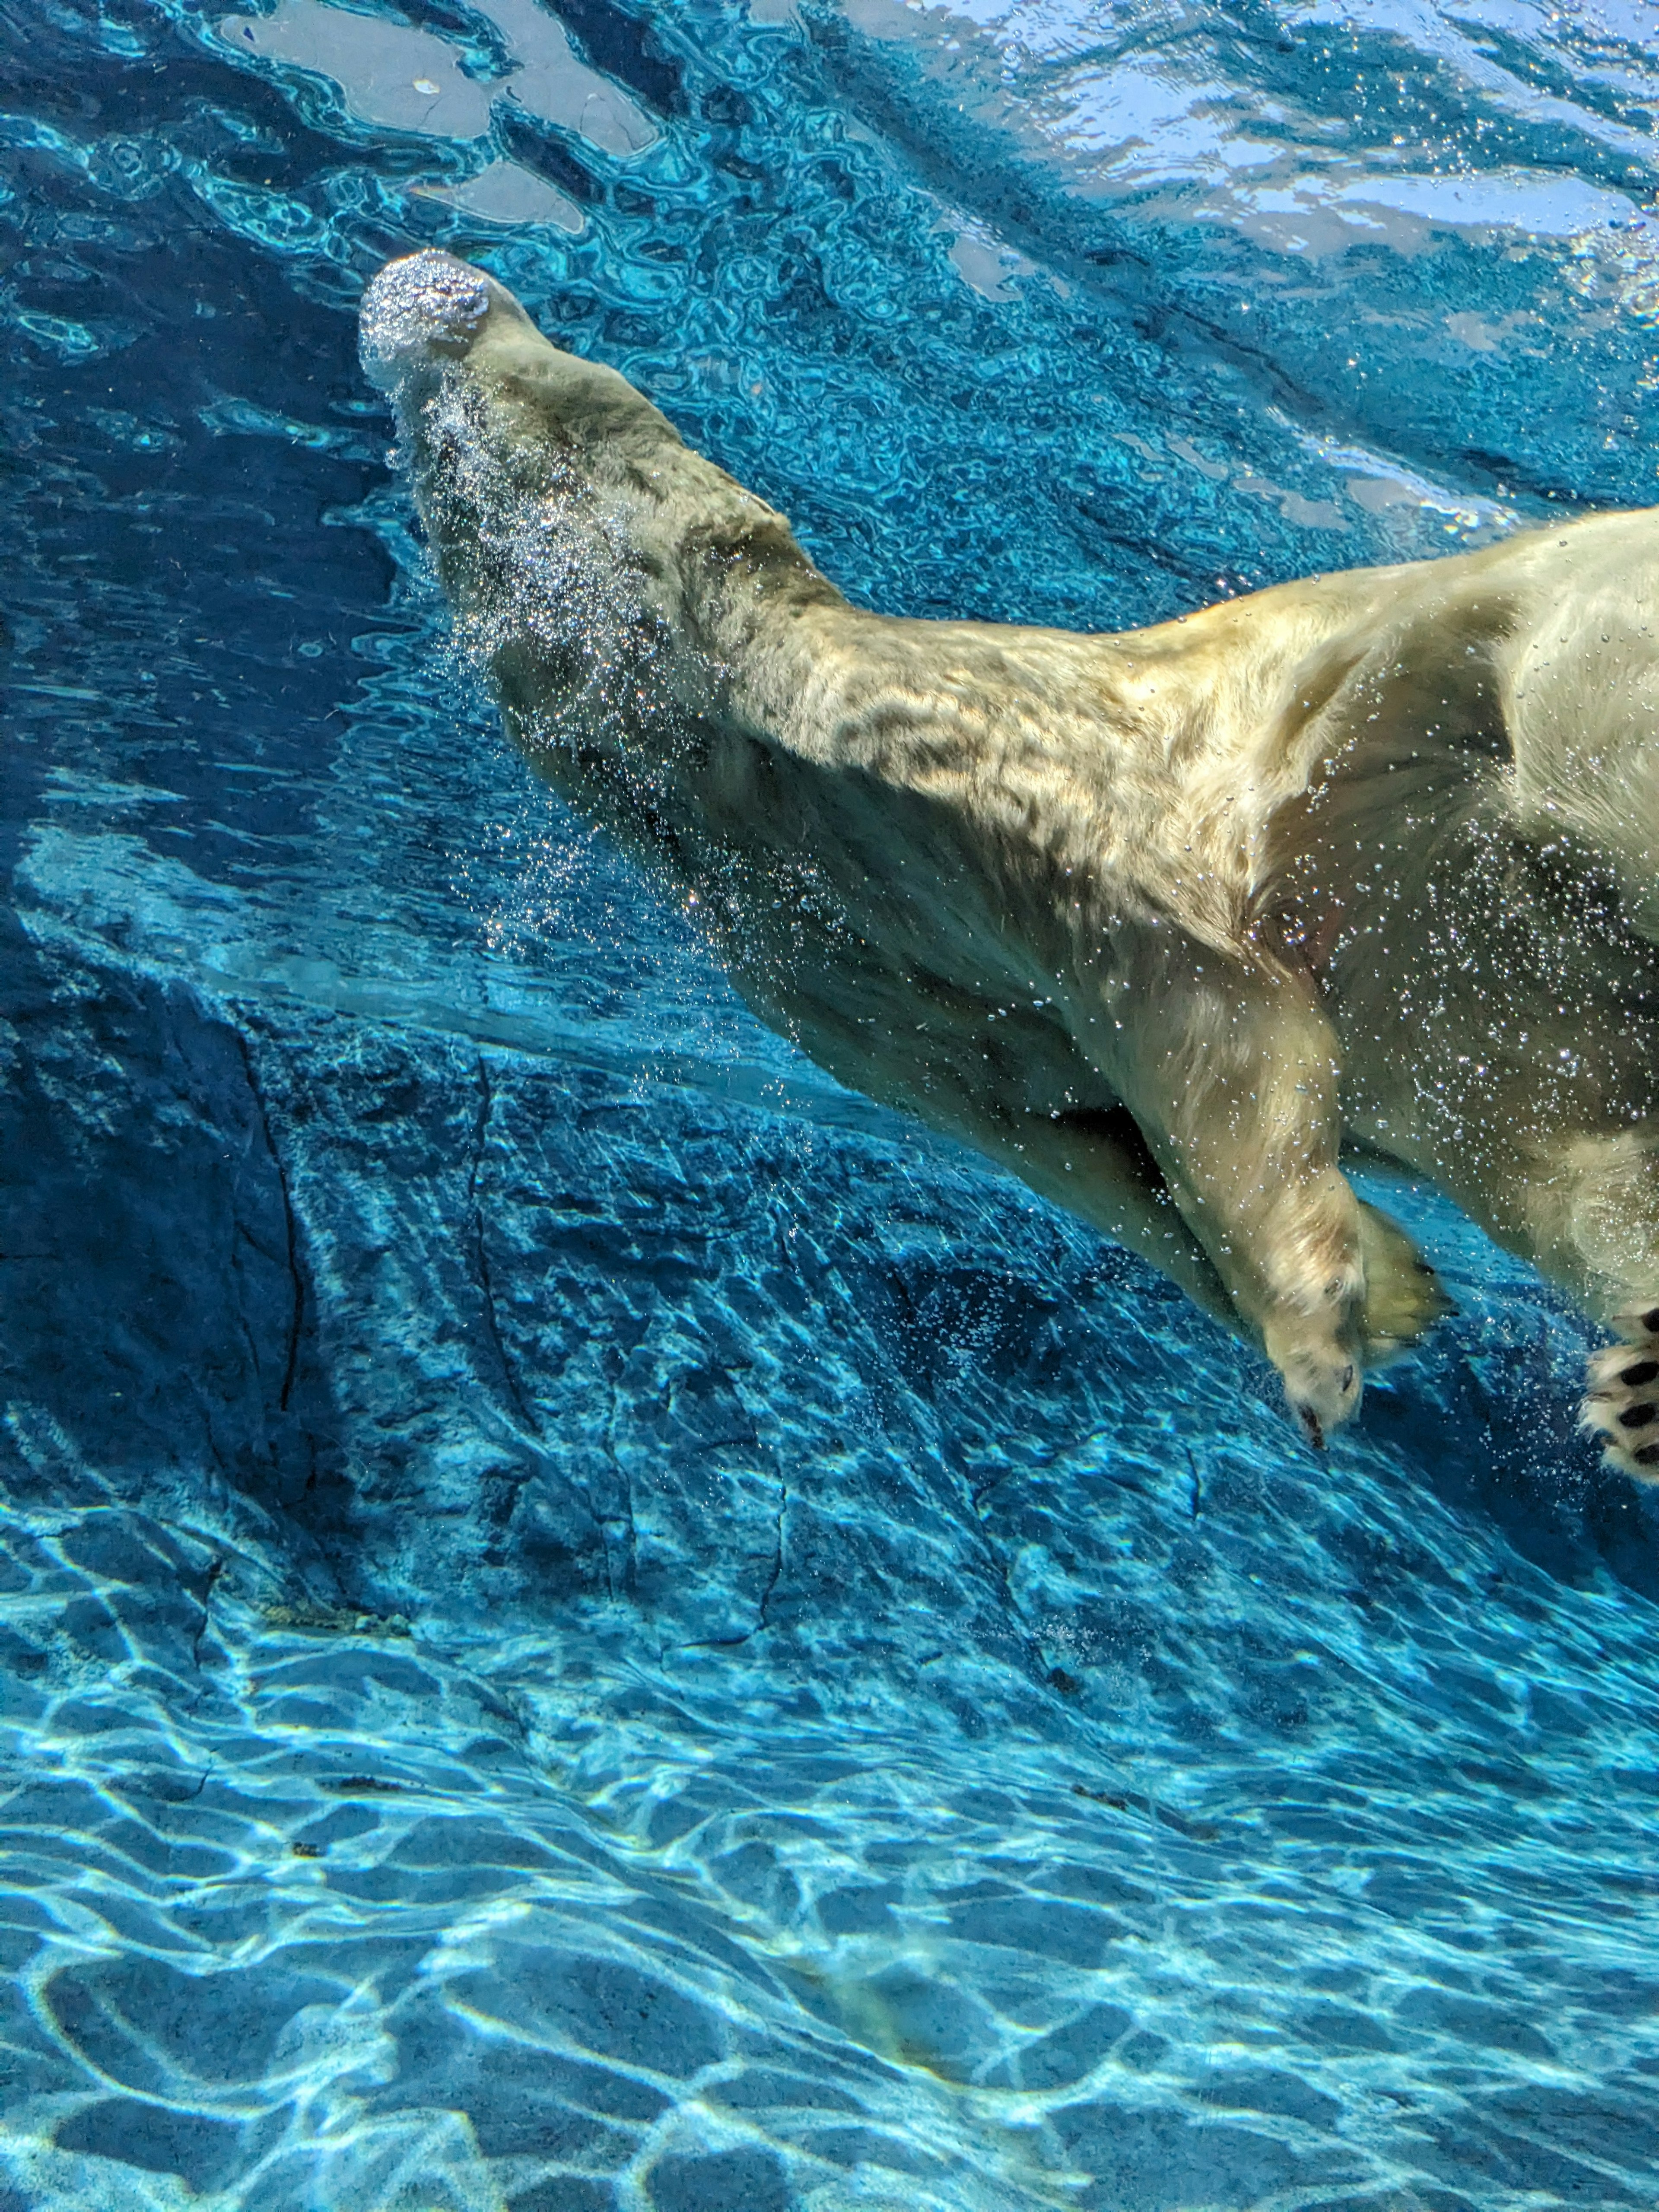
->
{"left": 3, "top": 1, "right": 1659, "bottom": 2206}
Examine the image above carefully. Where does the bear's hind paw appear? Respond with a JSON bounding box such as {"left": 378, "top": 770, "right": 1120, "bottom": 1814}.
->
{"left": 1583, "top": 1306, "right": 1659, "bottom": 1484}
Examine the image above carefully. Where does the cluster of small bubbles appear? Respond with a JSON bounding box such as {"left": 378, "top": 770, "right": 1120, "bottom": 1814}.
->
{"left": 344, "top": 363, "right": 740, "bottom": 1058}
{"left": 358, "top": 250, "right": 491, "bottom": 392}
{"left": 1567, "top": 216, "right": 1659, "bottom": 328}
{"left": 474, "top": 807, "right": 606, "bottom": 960}
{"left": 404, "top": 368, "right": 715, "bottom": 912}
{"left": 1033, "top": 1617, "right": 1109, "bottom": 1666}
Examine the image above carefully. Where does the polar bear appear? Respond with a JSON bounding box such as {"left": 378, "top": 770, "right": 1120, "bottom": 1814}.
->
{"left": 359, "top": 248, "right": 1659, "bottom": 1478}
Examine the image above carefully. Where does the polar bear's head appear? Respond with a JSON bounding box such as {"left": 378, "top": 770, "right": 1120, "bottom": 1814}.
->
{"left": 359, "top": 249, "right": 719, "bottom": 772}
{"left": 359, "top": 251, "right": 840, "bottom": 787}
{"left": 359, "top": 248, "right": 499, "bottom": 396}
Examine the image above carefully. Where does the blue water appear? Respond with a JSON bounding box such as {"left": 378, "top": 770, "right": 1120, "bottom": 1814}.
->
{"left": 3, "top": 2, "right": 1659, "bottom": 2206}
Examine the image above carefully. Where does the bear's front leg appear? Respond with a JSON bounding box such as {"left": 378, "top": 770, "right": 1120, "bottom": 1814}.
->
{"left": 1083, "top": 930, "right": 1373, "bottom": 1445}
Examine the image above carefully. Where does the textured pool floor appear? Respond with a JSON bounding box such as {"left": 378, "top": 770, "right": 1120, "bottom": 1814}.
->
{"left": 0, "top": 906, "right": 1656, "bottom": 2210}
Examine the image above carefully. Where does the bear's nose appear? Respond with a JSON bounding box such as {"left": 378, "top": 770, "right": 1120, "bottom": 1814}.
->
{"left": 359, "top": 249, "right": 493, "bottom": 391}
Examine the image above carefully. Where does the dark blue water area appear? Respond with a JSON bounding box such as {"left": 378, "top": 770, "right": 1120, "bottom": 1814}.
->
{"left": 2, "top": 0, "right": 1659, "bottom": 2206}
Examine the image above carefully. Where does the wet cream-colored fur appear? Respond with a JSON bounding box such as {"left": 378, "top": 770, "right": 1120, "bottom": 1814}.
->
{"left": 361, "top": 250, "right": 1659, "bottom": 1474}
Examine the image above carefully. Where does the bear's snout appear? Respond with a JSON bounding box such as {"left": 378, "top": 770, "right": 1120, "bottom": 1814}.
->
{"left": 359, "top": 249, "right": 494, "bottom": 393}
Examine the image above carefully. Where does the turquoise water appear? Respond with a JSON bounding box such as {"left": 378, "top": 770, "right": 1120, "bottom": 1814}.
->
{"left": 2, "top": 1, "right": 1659, "bottom": 2206}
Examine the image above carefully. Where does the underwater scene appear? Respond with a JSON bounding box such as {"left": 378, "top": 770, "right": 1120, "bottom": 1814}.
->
{"left": 4, "top": 0, "right": 1659, "bottom": 2206}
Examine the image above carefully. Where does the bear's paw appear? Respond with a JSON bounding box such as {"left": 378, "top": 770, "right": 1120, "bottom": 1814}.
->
{"left": 1583, "top": 1308, "right": 1659, "bottom": 1484}
{"left": 1357, "top": 1201, "right": 1454, "bottom": 1368}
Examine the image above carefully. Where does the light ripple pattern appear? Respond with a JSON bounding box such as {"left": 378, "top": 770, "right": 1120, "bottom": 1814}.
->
{"left": 0, "top": 0, "right": 1657, "bottom": 2207}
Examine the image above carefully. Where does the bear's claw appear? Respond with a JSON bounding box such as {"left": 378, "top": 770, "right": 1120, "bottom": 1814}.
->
{"left": 1583, "top": 1307, "right": 1659, "bottom": 1482}
{"left": 1356, "top": 1201, "right": 1454, "bottom": 1366}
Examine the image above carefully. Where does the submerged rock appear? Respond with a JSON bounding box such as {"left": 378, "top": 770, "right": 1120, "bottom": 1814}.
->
{"left": 1, "top": 909, "right": 1656, "bottom": 2208}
